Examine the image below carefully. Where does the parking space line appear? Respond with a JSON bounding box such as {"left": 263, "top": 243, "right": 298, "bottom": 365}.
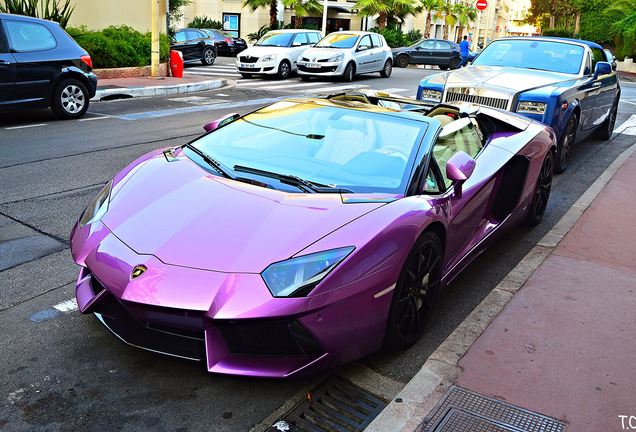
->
{"left": 185, "top": 71, "right": 241, "bottom": 77}
{"left": 30, "top": 298, "right": 78, "bottom": 323}
{"left": 379, "top": 88, "right": 408, "bottom": 93}
{"left": 78, "top": 115, "right": 112, "bottom": 122}
{"left": 260, "top": 81, "right": 332, "bottom": 90}
{"left": 5, "top": 123, "right": 47, "bottom": 130}
{"left": 236, "top": 80, "right": 282, "bottom": 87}
{"left": 188, "top": 66, "right": 236, "bottom": 72}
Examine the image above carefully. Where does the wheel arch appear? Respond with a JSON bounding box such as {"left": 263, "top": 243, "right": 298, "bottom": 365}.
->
{"left": 49, "top": 69, "right": 92, "bottom": 104}
{"left": 423, "top": 221, "right": 446, "bottom": 258}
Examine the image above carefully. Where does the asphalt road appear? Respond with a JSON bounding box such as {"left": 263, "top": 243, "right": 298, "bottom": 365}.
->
{"left": 2, "top": 57, "right": 636, "bottom": 432}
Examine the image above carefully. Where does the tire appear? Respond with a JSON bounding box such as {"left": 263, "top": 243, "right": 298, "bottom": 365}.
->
{"left": 201, "top": 47, "right": 216, "bottom": 65}
{"left": 384, "top": 231, "right": 443, "bottom": 350}
{"left": 439, "top": 65, "right": 449, "bottom": 70}
{"left": 593, "top": 98, "right": 618, "bottom": 140}
{"left": 555, "top": 113, "right": 577, "bottom": 173}
{"left": 524, "top": 151, "right": 554, "bottom": 226}
{"left": 449, "top": 58, "right": 461, "bottom": 70}
{"left": 300, "top": 75, "right": 311, "bottom": 81}
{"left": 343, "top": 62, "right": 355, "bottom": 82}
{"left": 240, "top": 73, "right": 253, "bottom": 79}
{"left": 277, "top": 60, "right": 291, "bottom": 79}
{"left": 380, "top": 59, "right": 393, "bottom": 78}
{"left": 51, "top": 78, "right": 89, "bottom": 119}
{"left": 395, "top": 54, "right": 409, "bottom": 68}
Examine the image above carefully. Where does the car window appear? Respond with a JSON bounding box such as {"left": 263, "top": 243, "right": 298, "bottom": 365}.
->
{"left": 420, "top": 40, "right": 436, "bottom": 50}
{"left": 584, "top": 52, "right": 593, "bottom": 75}
{"left": 358, "top": 35, "right": 372, "bottom": 50}
{"left": 174, "top": 31, "right": 186, "bottom": 43}
{"left": 0, "top": 24, "right": 8, "bottom": 53}
{"left": 186, "top": 30, "right": 200, "bottom": 41}
{"left": 316, "top": 33, "right": 359, "bottom": 49}
{"left": 3, "top": 20, "right": 56, "bottom": 52}
{"left": 435, "top": 41, "right": 451, "bottom": 50}
{"left": 308, "top": 32, "right": 321, "bottom": 44}
{"left": 292, "top": 32, "right": 308, "bottom": 46}
{"left": 591, "top": 48, "right": 605, "bottom": 69}
{"left": 433, "top": 118, "right": 483, "bottom": 189}
{"left": 370, "top": 34, "right": 382, "bottom": 48}
{"left": 256, "top": 32, "right": 294, "bottom": 47}
{"left": 423, "top": 165, "right": 442, "bottom": 194}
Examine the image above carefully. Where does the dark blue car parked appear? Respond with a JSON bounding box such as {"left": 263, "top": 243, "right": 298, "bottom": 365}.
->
{"left": 0, "top": 13, "right": 97, "bottom": 119}
{"left": 416, "top": 37, "right": 620, "bottom": 172}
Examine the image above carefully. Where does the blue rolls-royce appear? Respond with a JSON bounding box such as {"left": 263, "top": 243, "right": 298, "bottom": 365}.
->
{"left": 416, "top": 37, "right": 620, "bottom": 172}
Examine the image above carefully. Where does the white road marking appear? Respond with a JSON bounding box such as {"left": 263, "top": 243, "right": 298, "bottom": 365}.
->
{"left": 614, "top": 114, "right": 636, "bottom": 136}
{"left": 78, "top": 115, "right": 111, "bottom": 122}
{"left": 260, "top": 81, "right": 333, "bottom": 90}
{"left": 306, "top": 84, "right": 369, "bottom": 93}
{"left": 237, "top": 80, "right": 285, "bottom": 87}
{"left": 620, "top": 99, "right": 636, "bottom": 106}
{"left": 184, "top": 71, "right": 241, "bottom": 77}
{"left": 5, "top": 123, "right": 46, "bottom": 130}
{"left": 52, "top": 299, "right": 78, "bottom": 313}
{"left": 187, "top": 65, "right": 237, "bottom": 72}
{"left": 216, "top": 93, "right": 229, "bottom": 96}
{"left": 378, "top": 88, "right": 408, "bottom": 93}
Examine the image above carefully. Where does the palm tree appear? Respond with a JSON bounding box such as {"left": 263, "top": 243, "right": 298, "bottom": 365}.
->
{"left": 434, "top": 0, "right": 457, "bottom": 40}
{"left": 243, "top": 0, "right": 278, "bottom": 28}
{"left": 419, "top": 0, "right": 440, "bottom": 38}
{"left": 355, "top": 0, "right": 392, "bottom": 29}
{"left": 606, "top": 0, "right": 636, "bottom": 15}
{"left": 454, "top": 2, "right": 477, "bottom": 42}
{"left": 284, "top": 0, "right": 323, "bottom": 28}
{"left": 389, "top": 0, "right": 419, "bottom": 26}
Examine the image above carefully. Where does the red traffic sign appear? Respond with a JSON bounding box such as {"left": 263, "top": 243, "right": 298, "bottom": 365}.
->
{"left": 476, "top": 0, "right": 487, "bottom": 10}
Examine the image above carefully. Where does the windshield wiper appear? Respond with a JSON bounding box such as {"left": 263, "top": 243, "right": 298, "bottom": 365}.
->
{"left": 233, "top": 165, "right": 353, "bottom": 193}
{"left": 183, "top": 143, "right": 237, "bottom": 180}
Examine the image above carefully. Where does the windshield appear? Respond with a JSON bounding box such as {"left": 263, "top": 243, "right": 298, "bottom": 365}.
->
{"left": 187, "top": 101, "right": 427, "bottom": 194}
{"left": 256, "top": 32, "right": 293, "bottom": 47}
{"left": 472, "top": 39, "right": 584, "bottom": 74}
{"left": 316, "top": 33, "right": 359, "bottom": 49}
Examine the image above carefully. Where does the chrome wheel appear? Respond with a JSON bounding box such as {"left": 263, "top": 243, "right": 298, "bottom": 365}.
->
{"left": 381, "top": 59, "right": 393, "bottom": 78}
{"left": 203, "top": 48, "right": 215, "bottom": 65}
{"left": 60, "top": 84, "right": 85, "bottom": 114}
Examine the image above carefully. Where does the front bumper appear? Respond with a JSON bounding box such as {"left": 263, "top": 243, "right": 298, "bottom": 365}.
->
{"left": 235, "top": 59, "right": 279, "bottom": 75}
{"left": 70, "top": 221, "right": 391, "bottom": 377}
{"left": 297, "top": 60, "right": 346, "bottom": 77}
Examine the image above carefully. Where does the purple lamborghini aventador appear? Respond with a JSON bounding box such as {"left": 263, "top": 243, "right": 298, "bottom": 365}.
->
{"left": 70, "top": 92, "right": 556, "bottom": 378}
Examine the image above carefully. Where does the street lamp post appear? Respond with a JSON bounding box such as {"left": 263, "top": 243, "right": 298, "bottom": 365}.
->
{"left": 321, "top": 0, "right": 328, "bottom": 35}
{"left": 151, "top": 0, "right": 160, "bottom": 77}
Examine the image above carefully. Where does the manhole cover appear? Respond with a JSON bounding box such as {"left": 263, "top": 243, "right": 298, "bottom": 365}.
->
{"left": 418, "top": 387, "right": 567, "bottom": 432}
{"left": 272, "top": 377, "right": 387, "bottom": 432}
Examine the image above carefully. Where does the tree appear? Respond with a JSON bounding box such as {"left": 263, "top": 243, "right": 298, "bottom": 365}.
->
{"left": 434, "top": 0, "right": 457, "bottom": 40}
{"left": 284, "top": 0, "right": 322, "bottom": 28}
{"left": 168, "top": 0, "right": 192, "bottom": 33}
{"left": 355, "top": 0, "right": 417, "bottom": 29}
{"left": 454, "top": 2, "right": 477, "bottom": 42}
{"left": 419, "top": 0, "right": 440, "bottom": 38}
{"left": 243, "top": 0, "right": 279, "bottom": 28}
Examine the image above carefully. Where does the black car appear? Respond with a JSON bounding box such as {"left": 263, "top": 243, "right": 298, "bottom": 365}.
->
{"left": 200, "top": 28, "right": 247, "bottom": 56}
{"left": 392, "top": 39, "right": 462, "bottom": 70}
{"left": 171, "top": 28, "right": 218, "bottom": 65}
{"left": 0, "top": 13, "right": 97, "bottom": 119}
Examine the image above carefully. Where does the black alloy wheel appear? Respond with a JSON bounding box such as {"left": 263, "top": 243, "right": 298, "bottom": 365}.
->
{"left": 343, "top": 62, "right": 355, "bottom": 82}
{"left": 384, "top": 232, "right": 443, "bottom": 350}
{"left": 380, "top": 59, "right": 393, "bottom": 78}
{"left": 396, "top": 54, "right": 409, "bottom": 68}
{"left": 201, "top": 47, "right": 216, "bottom": 65}
{"left": 439, "top": 65, "right": 449, "bottom": 70}
{"left": 277, "top": 60, "right": 291, "bottom": 79}
{"left": 525, "top": 151, "right": 554, "bottom": 226}
{"left": 593, "top": 99, "right": 618, "bottom": 140}
{"left": 555, "top": 113, "right": 577, "bottom": 173}
{"left": 449, "top": 58, "right": 461, "bottom": 70}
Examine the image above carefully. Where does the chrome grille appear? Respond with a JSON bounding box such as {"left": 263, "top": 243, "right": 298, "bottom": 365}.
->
{"left": 445, "top": 88, "right": 509, "bottom": 110}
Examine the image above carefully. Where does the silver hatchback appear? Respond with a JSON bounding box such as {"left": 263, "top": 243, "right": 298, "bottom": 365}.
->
{"left": 297, "top": 31, "right": 393, "bottom": 81}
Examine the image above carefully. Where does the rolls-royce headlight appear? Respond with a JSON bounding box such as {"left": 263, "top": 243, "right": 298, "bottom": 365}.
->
{"left": 329, "top": 53, "right": 344, "bottom": 62}
{"left": 517, "top": 101, "right": 547, "bottom": 115}
{"left": 79, "top": 181, "right": 112, "bottom": 227}
{"left": 262, "top": 247, "right": 354, "bottom": 297}
{"left": 420, "top": 89, "right": 442, "bottom": 102}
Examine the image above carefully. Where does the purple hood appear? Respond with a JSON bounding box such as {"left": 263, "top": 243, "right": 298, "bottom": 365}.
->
{"left": 101, "top": 152, "right": 385, "bottom": 273}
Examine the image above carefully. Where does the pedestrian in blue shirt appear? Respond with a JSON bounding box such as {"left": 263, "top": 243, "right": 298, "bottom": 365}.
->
{"left": 460, "top": 36, "right": 470, "bottom": 67}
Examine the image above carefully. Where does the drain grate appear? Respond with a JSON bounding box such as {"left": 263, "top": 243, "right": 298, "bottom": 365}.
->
{"left": 418, "top": 386, "right": 567, "bottom": 432}
{"left": 272, "top": 377, "right": 387, "bottom": 432}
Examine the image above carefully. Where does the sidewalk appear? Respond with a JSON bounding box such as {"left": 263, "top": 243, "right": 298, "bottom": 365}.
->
{"left": 367, "top": 146, "right": 636, "bottom": 432}
{"left": 93, "top": 75, "right": 227, "bottom": 100}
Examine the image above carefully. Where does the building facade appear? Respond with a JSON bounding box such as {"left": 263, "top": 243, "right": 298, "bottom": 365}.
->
{"left": 68, "top": 0, "right": 167, "bottom": 32}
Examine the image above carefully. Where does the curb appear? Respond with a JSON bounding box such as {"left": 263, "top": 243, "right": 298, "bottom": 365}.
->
{"left": 92, "top": 79, "right": 228, "bottom": 101}
{"left": 365, "top": 142, "right": 636, "bottom": 432}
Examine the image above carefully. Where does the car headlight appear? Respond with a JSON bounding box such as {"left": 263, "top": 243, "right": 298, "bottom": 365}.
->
{"left": 261, "top": 55, "right": 274, "bottom": 62}
{"left": 516, "top": 101, "right": 547, "bottom": 115}
{"left": 420, "top": 89, "right": 442, "bottom": 102}
{"left": 261, "top": 247, "right": 354, "bottom": 297}
{"left": 79, "top": 181, "right": 112, "bottom": 227}
{"left": 329, "top": 53, "right": 344, "bottom": 62}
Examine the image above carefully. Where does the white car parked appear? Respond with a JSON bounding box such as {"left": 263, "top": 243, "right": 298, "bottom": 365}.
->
{"left": 297, "top": 31, "right": 393, "bottom": 81}
{"left": 236, "top": 29, "right": 322, "bottom": 79}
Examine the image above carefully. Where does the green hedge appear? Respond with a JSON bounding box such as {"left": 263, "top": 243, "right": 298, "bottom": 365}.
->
{"left": 541, "top": 28, "right": 574, "bottom": 38}
{"left": 369, "top": 27, "right": 422, "bottom": 48}
{"left": 66, "top": 26, "right": 170, "bottom": 69}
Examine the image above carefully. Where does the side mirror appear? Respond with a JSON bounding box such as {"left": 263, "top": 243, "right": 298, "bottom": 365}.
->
{"left": 357, "top": 45, "right": 369, "bottom": 52}
{"left": 446, "top": 151, "right": 476, "bottom": 198}
{"left": 593, "top": 61, "right": 612, "bottom": 79}
{"left": 203, "top": 113, "right": 240, "bottom": 132}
